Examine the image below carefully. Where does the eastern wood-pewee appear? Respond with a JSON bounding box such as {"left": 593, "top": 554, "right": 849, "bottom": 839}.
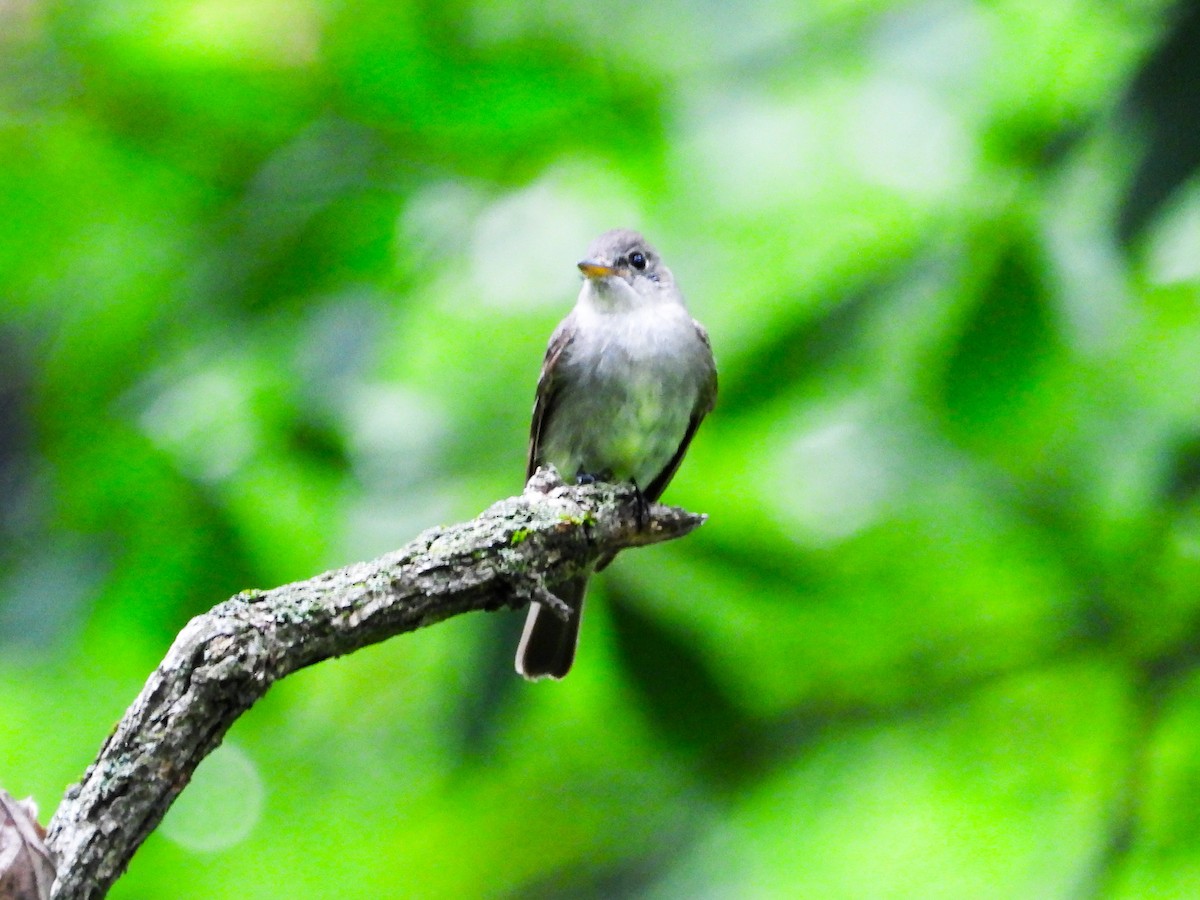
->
{"left": 516, "top": 228, "right": 717, "bottom": 680}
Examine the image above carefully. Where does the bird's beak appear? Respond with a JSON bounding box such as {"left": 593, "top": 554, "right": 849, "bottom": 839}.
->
{"left": 578, "top": 260, "right": 618, "bottom": 279}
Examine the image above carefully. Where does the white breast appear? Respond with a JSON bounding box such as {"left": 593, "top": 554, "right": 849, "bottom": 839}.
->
{"left": 540, "top": 298, "right": 709, "bottom": 488}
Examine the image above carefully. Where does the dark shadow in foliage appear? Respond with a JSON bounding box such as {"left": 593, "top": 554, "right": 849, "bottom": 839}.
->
{"left": 605, "top": 580, "right": 845, "bottom": 796}
{"left": 286, "top": 414, "right": 352, "bottom": 473}
{"left": 1118, "top": 0, "right": 1200, "bottom": 246}
{"left": 690, "top": 539, "right": 827, "bottom": 607}
{"left": 172, "top": 487, "right": 264, "bottom": 630}
{"left": 606, "top": 585, "right": 752, "bottom": 775}
{"left": 453, "top": 612, "right": 528, "bottom": 763}
{"left": 935, "top": 234, "right": 1059, "bottom": 453}
{"left": 1164, "top": 432, "right": 1200, "bottom": 505}
{"left": 716, "top": 278, "right": 890, "bottom": 420}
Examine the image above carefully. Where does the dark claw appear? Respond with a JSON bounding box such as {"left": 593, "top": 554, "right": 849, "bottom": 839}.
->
{"left": 632, "top": 480, "right": 649, "bottom": 530}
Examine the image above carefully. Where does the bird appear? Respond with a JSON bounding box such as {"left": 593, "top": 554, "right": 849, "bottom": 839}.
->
{"left": 515, "top": 228, "right": 717, "bottom": 680}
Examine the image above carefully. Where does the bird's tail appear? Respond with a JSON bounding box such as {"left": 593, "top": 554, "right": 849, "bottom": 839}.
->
{"left": 515, "top": 575, "right": 587, "bottom": 680}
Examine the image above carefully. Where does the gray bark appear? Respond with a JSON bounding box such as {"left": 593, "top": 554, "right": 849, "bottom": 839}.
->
{"left": 42, "top": 470, "right": 705, "bottom": 899}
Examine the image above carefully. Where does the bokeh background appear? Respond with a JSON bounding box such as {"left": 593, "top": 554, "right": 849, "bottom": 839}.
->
{"left": 4, "top": 0, "right": 1200, "bottom": 896}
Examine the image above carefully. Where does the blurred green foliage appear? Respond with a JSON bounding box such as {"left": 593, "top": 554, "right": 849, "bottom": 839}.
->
{"left": 4, "top": 0, "right": 1200, "bottom": 896}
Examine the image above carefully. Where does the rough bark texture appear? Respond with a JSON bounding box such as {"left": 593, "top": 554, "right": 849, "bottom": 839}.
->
{"left": 43, "top": 471, "right": 705, "bottom": 900}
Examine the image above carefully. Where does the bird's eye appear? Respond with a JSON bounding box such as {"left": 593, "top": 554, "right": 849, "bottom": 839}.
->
{"left": 629, "top": 251, "right": 647, "bottom": 270}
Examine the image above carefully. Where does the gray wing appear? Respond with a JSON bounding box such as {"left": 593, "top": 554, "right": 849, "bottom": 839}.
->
{"left": 642, "top": 318, "right": 717, "bottom": 503}
{"left": 526, "top": 314, "right": 576, "bottom": 482}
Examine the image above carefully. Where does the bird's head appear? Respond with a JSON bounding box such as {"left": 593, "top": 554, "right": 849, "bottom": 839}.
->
{"left": 577, "top": 228, "right": 676, "bottom": 308}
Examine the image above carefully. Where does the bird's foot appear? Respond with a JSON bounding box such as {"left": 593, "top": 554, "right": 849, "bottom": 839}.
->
{"left": 632, "top": 479, "right": 650, "bottom": 530}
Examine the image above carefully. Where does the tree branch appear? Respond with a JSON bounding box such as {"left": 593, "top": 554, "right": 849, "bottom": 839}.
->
{"left": 43, "top": 470, "right": 705, "bottom": 900}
